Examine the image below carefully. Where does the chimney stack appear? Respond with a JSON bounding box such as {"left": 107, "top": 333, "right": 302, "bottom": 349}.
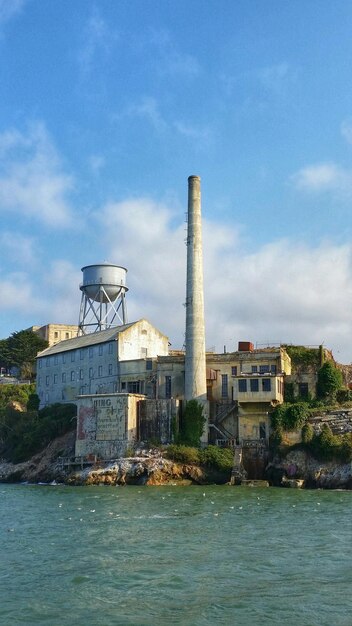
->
{"left": 185, "top": 175, "right": 207, "bottom": 404}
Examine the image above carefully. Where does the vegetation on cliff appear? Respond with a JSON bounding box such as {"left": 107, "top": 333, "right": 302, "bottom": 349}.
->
{"left": 166, "top": 444, "right": 233, "bottom": 473}
{"left": 0, "top": 385, "right": 76, "bottom": 463}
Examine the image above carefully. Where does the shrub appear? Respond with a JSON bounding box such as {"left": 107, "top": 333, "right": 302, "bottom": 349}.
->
{"left": 317, "top": 362, "right": 343, "bottom": 401}
{"left": 179, "top": 400, "right": 206, "bottom": 447}
{"left": 271, "top": 402, "right": 309, "bottom": 431}
{"left": 199, "top": 445, "right": 233, "bottom": 472}
{"left": 165, "top": 444, "right": 200, "bottom": 464}
{"left": 301, "top": 422, "right": 314, "bottom": 444}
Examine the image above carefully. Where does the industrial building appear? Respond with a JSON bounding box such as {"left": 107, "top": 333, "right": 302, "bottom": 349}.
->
{"left": 36, "top": 175, "right": 291, "bottom": 458}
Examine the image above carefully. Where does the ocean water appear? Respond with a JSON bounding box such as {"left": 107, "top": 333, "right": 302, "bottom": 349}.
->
{"left": 0, "top": 484, "right": 351, "bottom": 626}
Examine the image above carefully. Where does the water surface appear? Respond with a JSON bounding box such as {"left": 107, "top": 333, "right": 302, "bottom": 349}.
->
{"left": 0, "top": 484, "right": 351, "bottom": 625}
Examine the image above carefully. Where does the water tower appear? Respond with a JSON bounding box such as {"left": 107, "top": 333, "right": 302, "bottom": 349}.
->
{"left": 78, "top": 263, "right": 128, "bottom": 335}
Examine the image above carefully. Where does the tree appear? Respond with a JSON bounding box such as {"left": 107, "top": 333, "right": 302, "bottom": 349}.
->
{"left": 0, "top": 330, "right": 48, "bottom": 379}
{"left": 317, "top": 362, "right": 343, "bottom": 401}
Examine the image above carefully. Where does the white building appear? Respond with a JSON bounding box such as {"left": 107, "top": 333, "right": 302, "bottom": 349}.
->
{"left": 36, "top": 319, "right": 169, "bottom": 407}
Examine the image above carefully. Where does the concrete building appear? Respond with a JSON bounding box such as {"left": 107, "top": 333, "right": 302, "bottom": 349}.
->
{"left": 36, "top": 319, "right": 169, "bottom": 407}
{"left": 30, "top": 323, "right": 78, "bottom": 347}
{"left": 115, "top": 341, "right": 291, "bottom": 445}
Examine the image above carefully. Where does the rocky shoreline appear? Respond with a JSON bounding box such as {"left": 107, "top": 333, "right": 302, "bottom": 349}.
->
{"left": 1, "top": 430, "right": 352, "bottom": 489}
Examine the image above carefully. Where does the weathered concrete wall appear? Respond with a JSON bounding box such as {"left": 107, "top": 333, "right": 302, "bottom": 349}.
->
{"left": 139, "top": 399, "right": 180, "bottom": 443}
{"left": 118, "top": 319, "right": 168, "bottom": 360}
{"left": 75, "top": 393, "right": 143, "bottom": 458}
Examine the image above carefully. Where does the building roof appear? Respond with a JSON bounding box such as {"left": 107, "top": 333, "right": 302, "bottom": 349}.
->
{"left": 36, "top": 322, "right": 136, "bottom": 358}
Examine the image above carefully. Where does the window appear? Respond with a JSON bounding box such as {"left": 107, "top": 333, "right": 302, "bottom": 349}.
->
{"left": 71, "top": 352, "right": 75, "bottom": 362}
{"left": 79, "top": 369, "right": 84, "bottom": 380}
{"left": 128, "top": 381, "right": 140, "bottom": 393}
{"left": 62, "top": 354, "right": 66, "bottom": 364}
{"left": 108, "top": 343, "right": 113, "bottom": 354}
{"left": 259, "top": 422, "right": 266, "bottom": 439}
{"left": 262, "top": 379, "right": 271, "bottom": 392}
{"left": 108, "top": 364, "right": 113, "bottom": 375}
{"left": 298, "top": 383, "right": 309, "bottom": 399}
{"left": 54, "top": 374, "right": 58, "bottom": 384}
{"left": 45, "top": 392, "right": 49, "bottom": 403}
{"left": 46, "top": 357, "right": 50, "bottom": 367}
{"left": 121, "top": 382, "right": 126, "bottom": 391}
{"left": 61, "top": 390, "right": 65, "bottom": 400}
{"left": 251, "top": 365, "right": 258, "bottom": 373}
{"left": 231, "top": 366, "right": 237, "bottom": 376}
{"left": 165, "top": 376, "right": 172, "bottom": 399}
{"left": 250, "top": 379, "right": 259, "bottom": 392}
{"left": 46, "top": 375, "right": 49, "bottom": 386}
{"left": 98, "top": 365, "right": 102, "bottom": 377}
{"left": 89, "top": 348, "right": 93, "bottom": 358}
{"left": 146, "top": 360, "right": 153, "bottom": 371}
{"left": 38, "top": 376, "right": 41, "bottom": 385}
{"left": 54, "top": 332, "right": 58, "bottom": 339}
{"left": 89, "top": 368, "right": 93, "bottom": 379}
{"left": 271, "top": 364, "right": 277, "bottom": 375}
{"left": 80, "top": 350, "right": 84, "bottom": 360}
{"left": 99, "top": 345, "right": 103, "bottom": 356}
{"left": 259, "top": 365, "right": 270, "bottom": 374}
{"left": 79, "top": 387, "right": 85, "bottom": 395}
{"left": 71, "top": 371, "right": 75, "bottom": 382}
{"left": 62, "top": 373, "right": 66, "bottom": 383}
{"left": 54, "top": 356, "right": 58, "bottom": 365}
{"left": 221, "top": 374, "right": 228, "bottom": 398}
{"left": 39, "top": 360, "right": 42, "bottom": 369}
{"left": 65, "top": 332, "right": 69, "bottom": 339}
{"left": 238, "top": 379, "right": 247, "bottom": 392}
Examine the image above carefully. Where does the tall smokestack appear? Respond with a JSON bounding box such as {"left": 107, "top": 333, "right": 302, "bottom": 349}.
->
{"left": 185, "top": 175, "right": 207, "bottom": 404}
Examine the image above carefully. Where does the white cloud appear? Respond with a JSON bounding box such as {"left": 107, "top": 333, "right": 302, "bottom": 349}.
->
{"left": 259, "top": 62, "right": 291, "bottom": 95}
{"left": 125, "top": 97, "right": 167, "bottom": 132}
{"left": 0, "top": 122, "right": 74, "bottom": 227}
{"left": 0, "top": 231, "right": 36, "bottom": 265}
{"left": 89, "top": 154, "right": 105, "bottom": 174}
{"left": 149, "top": 28, "right": 200, "bottom": 77}
{"left": 341, "top": 118, "right": 352, "bottom": 145}
{"left": 0, "top": 0, "right": 26, "bottom": 27}
{"left": 78, "top": 7, "right": 118, "bottom": 77}
{"left": 292, "top": 162, "right": 352, "bottom": 194}
{"left": 97, "top": 197, "right": 352, "bottom": 363}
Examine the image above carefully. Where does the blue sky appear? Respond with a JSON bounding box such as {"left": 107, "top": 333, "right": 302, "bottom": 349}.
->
{"left": 1, "top": 0, "right": 352, "bottom": 361}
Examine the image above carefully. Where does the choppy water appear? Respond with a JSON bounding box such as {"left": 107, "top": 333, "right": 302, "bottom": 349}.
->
{"left": 0, "top": 484, "right": 351, "bottom": 626}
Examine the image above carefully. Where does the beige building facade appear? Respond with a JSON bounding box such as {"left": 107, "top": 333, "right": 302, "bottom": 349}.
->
{"left": 30, "top": 323, "right": 78, "bottom": 346}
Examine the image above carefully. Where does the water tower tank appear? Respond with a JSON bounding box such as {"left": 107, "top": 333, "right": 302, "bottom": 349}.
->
{"left": 80, "top": 264, "right": 128, "bottom": 302}
{"left": 78, "top": 263, "right": 128, "bottom": 334}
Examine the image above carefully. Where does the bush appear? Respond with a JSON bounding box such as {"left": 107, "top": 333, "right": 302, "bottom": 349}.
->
{"left": 271, "top": 402, "right": 309, "bottom": 431}
{"left": 199, "top": 446, "right": 233, "bottom": 472}
{"left": 301, "top": 422, "right": 314, "bottom": 444}
{"left": 165, "top": 444, "right": 200, "bottom": 464}
{"left": 317, "top": 362, "right": 343, "bottom": 401}
{"left": 178, "top": 400, "right": 206, "bottom": 447}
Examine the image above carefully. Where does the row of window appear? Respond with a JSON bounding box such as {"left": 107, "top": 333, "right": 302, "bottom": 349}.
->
{"left": 221, "top": 374, "right": 274, "bottom": 396}
{"left": 39, "top": 364, "right": 114, "bottom": 386}
{"left": 119, "top": 376, "right": 170, "bottom": 396}
{"left": 238, "top": 378, "right": 272, "bottom": 393}
{"left": 231, "top": 364, "right": 277, "bottom": 376}
{"left": 38, "top": 342, "right": 114, "bottom": 368}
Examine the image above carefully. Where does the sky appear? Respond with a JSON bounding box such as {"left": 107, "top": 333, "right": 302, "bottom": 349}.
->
{"left": 1, "top": 0, "right": 352, "bottom": 362}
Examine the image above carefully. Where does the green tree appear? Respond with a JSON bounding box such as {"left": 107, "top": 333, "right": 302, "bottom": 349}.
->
{"left": 317, "top": 362, "right": 343, "bottom": 401}
{"left": 6, "top": 330, "right": 48, "bottom": 379}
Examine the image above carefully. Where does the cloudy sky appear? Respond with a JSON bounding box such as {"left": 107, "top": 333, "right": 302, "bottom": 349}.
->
{"left": 1, "top": 0, "right": 352, "bottom": 361}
